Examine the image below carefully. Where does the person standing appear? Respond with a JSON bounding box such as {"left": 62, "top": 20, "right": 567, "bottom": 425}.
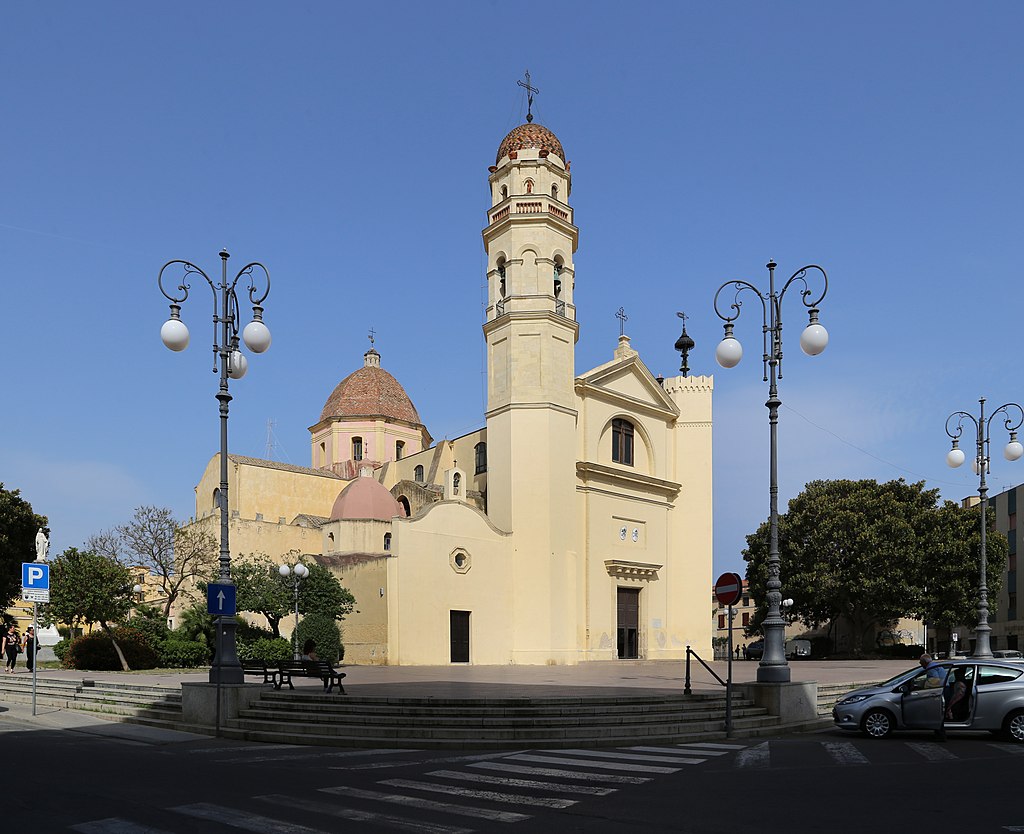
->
{"left": 22, "top": 626, "right": 38, "bottom": 673}
{"left": 2, "top": 625, "right": 20, "bottom": 673}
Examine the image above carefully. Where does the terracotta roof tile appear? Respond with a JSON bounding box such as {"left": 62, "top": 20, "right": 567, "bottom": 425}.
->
{"left": 320, "top": 366, "right": 423, "bottom": 425}
{"left": 497, "top": 122, "right": 565, "bottom": 165}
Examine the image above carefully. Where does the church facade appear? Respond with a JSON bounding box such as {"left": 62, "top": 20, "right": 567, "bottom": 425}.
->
{"left": 188, "top": 118, "right": 714, "bottom": 666}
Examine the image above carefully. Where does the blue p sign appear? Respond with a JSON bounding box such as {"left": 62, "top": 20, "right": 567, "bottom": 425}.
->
{"left": 22, "top": 563, "right": 49, "bottom": 589}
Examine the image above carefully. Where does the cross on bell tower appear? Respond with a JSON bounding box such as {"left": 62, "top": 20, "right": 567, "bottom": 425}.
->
{"left": 517, "top": 70, "right": 539, "bottom": 123}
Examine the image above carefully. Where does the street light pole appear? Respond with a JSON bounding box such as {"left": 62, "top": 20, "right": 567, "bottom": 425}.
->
{"left": 713, "top": 259, "right": 829, "bottom": 684}
{"left": 279, "top": 563, "right": 309, "bottom": 659}
{"left": 158, "top": 249, "right": 272, "bottom": 685}
{"left": 944, "top": 398, "right": 1023, "bottom": 659}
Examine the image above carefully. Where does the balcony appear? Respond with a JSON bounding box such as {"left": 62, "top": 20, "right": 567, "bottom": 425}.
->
{"left": 487, "top": 195, "right": 573, "bottom": 227}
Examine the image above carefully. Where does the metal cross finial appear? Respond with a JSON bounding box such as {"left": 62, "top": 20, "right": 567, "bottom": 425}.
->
{"left": 368, "top": 327, "right": 376, "bottom": 347}
{"left": 674, "top": 311, "right": 695, "bottom": 377}
{"left": 518, "top": 70, "right": 539, "bottom": 123}
{"left": 677, "top": 311, "right": 688, "bottom": 326}
{"left": 616, "top": 307, "right": 628, "bottom": 336}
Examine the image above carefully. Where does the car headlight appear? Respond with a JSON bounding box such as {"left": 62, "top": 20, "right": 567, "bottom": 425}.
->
{"left": 837, "top": 694, "right": 870, "bottom": 706}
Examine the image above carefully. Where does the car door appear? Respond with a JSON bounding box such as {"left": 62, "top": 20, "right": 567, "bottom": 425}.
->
{"left": 901, "top": 666, "right": 948, "bottom": 729}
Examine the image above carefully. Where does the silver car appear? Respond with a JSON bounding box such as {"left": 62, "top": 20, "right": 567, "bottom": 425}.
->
{"left": 832, "top": 659, "right": 1024, "bottom": 740}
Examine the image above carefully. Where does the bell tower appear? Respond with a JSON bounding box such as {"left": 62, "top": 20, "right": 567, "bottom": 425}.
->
{"left": 482, "top": 113, "right": 580, "bottom": 663}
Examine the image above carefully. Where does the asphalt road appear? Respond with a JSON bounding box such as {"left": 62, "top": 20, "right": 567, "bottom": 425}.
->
{"left": 4, "top": 711, "right": 1021, "bottom": 834}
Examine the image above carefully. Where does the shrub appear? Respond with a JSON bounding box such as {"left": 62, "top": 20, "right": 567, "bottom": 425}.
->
{"left": 174, "top": 603, "right": 215, "bottom": 653}
{"left": 239, "top": 637, "right": 292, "bottom": 663}
{"left": 127, "top": 606, "right": 171, "bottom": 651}
{"left": 63, "top": 627, "right": 160, "bottom": 671}
{"left": 296, "top": 613, "right": 343, "bottom": 663}
{"left": 53, "top": 638, "right": 71, "bottom": 662}
{"left": 158, "top": 639, "right": 210, "bottom": 668}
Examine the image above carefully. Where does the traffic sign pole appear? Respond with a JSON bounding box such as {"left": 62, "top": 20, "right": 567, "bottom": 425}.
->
{"left": 32, "top": 602, "right": 38, "bottom": 716}
{"left": 726, "top": 604, "right": 733, "bottom": 737}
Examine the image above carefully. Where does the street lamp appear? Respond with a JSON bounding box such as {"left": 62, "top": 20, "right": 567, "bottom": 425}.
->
{"left": 713, "top": 259, "right": 829, "bottom": 683}
{"left": 280, "top": 562, "right": 309, "bottom": 660}
{"left": 158, "top": 249, "right": 272, "bottom": 685}
{"left": 944, "top": 397, "right": 1023, "bottom": 659}
{"left": 132, "top": 583, "right": 144, "bottom": 603}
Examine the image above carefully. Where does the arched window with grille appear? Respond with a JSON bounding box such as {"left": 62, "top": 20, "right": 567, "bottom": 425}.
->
{"left": 384, "top": 532, "right": 392, "bottom": 551}
{"left": 612, "top": 418, "right": 634, "bottom": 466}
{"left": 414, "top": 464, "right": 424, "bottom": 483}
{"left": 474, "top": 442, "right": 487, "bottom": 474}
{"left": 352, "top": 436, "right": 363, "bottom": 461}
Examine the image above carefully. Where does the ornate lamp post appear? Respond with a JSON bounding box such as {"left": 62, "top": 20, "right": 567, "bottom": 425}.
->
{"left": 944, "top": 398, "right": 1023, "bottom": 659}
{"left": 279, "top": 562, "right": 309, "bottom": 660}
{"left": 158, "top": 249, "right": 272, "bottom": 685}
{"left": 713, "top": 259, "right": 829, "bottom": 683}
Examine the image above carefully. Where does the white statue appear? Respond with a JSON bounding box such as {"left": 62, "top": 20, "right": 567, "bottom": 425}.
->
{"left": 35, "top": 528, "right": 49, "bottom": 562}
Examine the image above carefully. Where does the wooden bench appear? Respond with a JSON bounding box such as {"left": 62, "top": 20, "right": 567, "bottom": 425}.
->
{"left": 276, "top": 660, "right": 347, "bottom": 694}
{"left": 241, "top": 660, "right": 278, "bottom": 687}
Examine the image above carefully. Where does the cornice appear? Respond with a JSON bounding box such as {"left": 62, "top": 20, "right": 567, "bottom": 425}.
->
{"left": 576, "top": 462, "right": 681, "bottom": 498}
{"left": 604, "top": 559, "right": 664, "bottom": 580}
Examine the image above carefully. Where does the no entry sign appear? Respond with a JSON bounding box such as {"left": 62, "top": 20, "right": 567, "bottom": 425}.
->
{"left": 715, "top": 572, "right": 743, "bottom": 607}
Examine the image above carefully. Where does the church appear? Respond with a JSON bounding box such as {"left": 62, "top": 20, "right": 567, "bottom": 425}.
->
{"left": 187, "top": 114, "right": 715, "bottom": 666}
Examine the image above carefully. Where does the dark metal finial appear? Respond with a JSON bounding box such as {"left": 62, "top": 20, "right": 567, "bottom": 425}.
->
{"left": 616, "top": 307, "right": 628, "bottom": 336}
{"left": 674, "top": 311, "right": 695, "bottom": 377}
{"left": 518, "top": 70, "right": 539, "bottom": 123}
{"left": 368, "top": 327, "right": 376, "bottom": 347}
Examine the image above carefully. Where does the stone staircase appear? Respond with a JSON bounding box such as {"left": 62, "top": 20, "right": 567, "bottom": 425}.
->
{"left": 0, "top": 675, "right": 834, "bottom": 748}
{"left": 216, "top": 689, "right": 797, "bottom": 749}
{"left": 0, "top": 675, "right": 189, "bottom": 727}
{"left": 816, "top": 680, "right": 881, "bottom": 718}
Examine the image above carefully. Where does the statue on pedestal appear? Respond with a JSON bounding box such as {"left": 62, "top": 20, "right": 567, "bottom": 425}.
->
{"left": 35, "top": 528, "right": 49, "bottom": 562}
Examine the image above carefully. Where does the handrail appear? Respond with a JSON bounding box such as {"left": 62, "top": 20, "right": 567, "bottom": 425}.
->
{"left": 684, "top": 644, "right": 726, "bottom": 694}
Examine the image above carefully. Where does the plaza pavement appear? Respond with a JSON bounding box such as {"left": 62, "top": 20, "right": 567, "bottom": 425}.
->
{"left": 5, "top": 656, "right": 911, "bottom": 698}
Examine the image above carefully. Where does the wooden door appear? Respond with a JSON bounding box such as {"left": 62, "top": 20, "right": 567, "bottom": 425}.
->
{"left": 617, "top": 588, "right": 640, "bottom": 659}
{"left": 450, "top": 610, "right": 470, "bottom": 663}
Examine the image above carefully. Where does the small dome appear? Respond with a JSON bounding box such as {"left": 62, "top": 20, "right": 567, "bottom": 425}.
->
{"left": 329, "top": 476, "right": 402, "bottom": 521}
{"left": 496, "top": 122, "right": 565, "bottom": 165}
{"left": 320, "top": 350, "right": 424, "bottom": 425}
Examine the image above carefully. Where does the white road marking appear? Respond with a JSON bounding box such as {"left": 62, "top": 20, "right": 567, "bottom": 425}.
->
{"left": 333, "top": 751, "right": 511, "bottom": 771}
{"left": 219, "top": 747, "right": 412, "bottom": 764}
{"left": 989, "top": 743, "right": 1024, "bottom": 754}
{"left": 172, "top": 802, "right": 329, "bottom": 833}
{"left": 320, "top": 785, "right": 530, "bottom": 822}
{"left": 470, "top": 761, "right": 651, "bottom": 784}
{"left": 540, "top": 748, "right": 705, "bottom": 765}
{"left": 675, "top": 742, "right": 747, "bottom": 751}
{"left": 735, "top": 741, "right": 770, "bottom": 769}
{"left": 427, "top": 768, "right": 615, "bottom": 796}
{"left": 186, "top": 744, "right": 301, "bottom": 754}
{"left": 906, "top": 742, "right": 958, "bottom": 761}
{"left": 259, "top": 793, "right": 473, "bottom": 834}
{"left": 623, "top": 745, "right": 711, "bottom": 760}
{"left": 506, "top": 753, "right": 678, "bottom": 774}
{"left": 380, "top": 778, "right": 577, "bottom": 809}
{"left": 72, "top": 820, "right": 176, "bottom": 834}
{"left": 823, "top": 741, "right": 870, "bottom": 766}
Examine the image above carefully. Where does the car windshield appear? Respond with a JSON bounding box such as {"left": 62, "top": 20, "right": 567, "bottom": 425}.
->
{"left": 877, "top": 665, "right": 935, "bottom": 688}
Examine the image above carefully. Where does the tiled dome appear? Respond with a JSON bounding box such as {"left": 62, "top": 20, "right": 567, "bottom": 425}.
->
{"left": 496, "top": 122, "right": 565, "bottom": 165}
{"left": 320, "top": 350, "right": 423, "bottom": 425}
{"left": 329, "top": 476, "right": 402, "bottom": 522}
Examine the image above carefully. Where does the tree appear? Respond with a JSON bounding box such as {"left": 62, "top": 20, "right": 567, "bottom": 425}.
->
{"left": 45, "top": 548, "right": 135, "bottom": 670}
{"left": 88, "top": 506, "right": 218, "bottom": 620}
{"left": 743, "top": 478, "right": 1003, "bottom": 656}
{"left": 0, "top": 483, "right": 48, "bottom": 610}
{"left": 230, "top": 552, "right": 355, "bottom": 636}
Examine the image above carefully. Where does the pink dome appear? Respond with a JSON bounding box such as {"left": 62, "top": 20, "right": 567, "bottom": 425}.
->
{"left": 329, "top": 477, "right": 402, "bottom": 521}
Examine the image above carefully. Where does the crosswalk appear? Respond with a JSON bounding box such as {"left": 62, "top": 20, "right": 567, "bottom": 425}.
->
{"left": 67, "top": 739, "right": 1024, "bottom": 832}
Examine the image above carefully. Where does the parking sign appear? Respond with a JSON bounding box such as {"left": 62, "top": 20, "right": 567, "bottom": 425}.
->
{"left": 22, "top": 562, "right": 50, "bottom": 603}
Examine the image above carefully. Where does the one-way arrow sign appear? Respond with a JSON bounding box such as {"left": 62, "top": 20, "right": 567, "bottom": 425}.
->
{"left": 207, "top": 583, "right": 236, "bottom": 617}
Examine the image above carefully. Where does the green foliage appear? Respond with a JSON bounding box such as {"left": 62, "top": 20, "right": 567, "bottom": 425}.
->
{"left": 239, "top": 637, "right": 292, "bottom": 663}
{"left": 53, "top": 638, "right": 71, "bottom": 662}
{"left": 45, "top": 548, "right": 134, "bottom": 630}
{"left": 63, "top": 627, "right": 159, "bottom": 671}
{"left": 126, "top": 604, "right": 171, "bottom": 650}
{"left": 174, "top": 602, "right": 215, "bottom": 653}
{"left": 296, "top": 612, "right": 344, "bottom": 663}
{"left": 231, "top": 553, "right": 356, "bottom": 636}
{"left": 158, "top": 639, "right": 210, "bottom": 668}
{"left": 0, "top": 484, "right": 48, "bottom": 609}
{"left": 744, "top": 478, "right": 1007, "bottom": 656}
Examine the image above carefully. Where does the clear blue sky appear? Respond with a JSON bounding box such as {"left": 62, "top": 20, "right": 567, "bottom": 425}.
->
{"left": 4, "top": 3, "right": 1022, "bottom": 578}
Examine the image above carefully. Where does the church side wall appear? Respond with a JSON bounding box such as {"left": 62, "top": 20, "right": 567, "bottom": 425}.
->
{"left": 388, "top": 503, "right": 513, "bottom": 665}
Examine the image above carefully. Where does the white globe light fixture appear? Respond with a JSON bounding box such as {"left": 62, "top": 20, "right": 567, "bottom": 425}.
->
{"left": 1005, "top": 433, "right": 1024, "bottom": 461}
{"left": 280, "top": 562, "right": 309, "bottom": 659}
{"left": 799, "top": 309, "right": 828, "bottom": 356}
{"left": 228, "top": 350, "right": 248, "bottom": 380}
{"left": 946, "top": 442, "right": 965, "bottom": 468}
{"left": 160, "top": 305, "right": 190, "bottom": 351}
{"left": 716, "top": 324, "right": 743, "bottom": 369}
{"left": 243, "top": 307, "right": 272, "bottom": 353}
{"left": 278, "top": 564, "right": 290, "bottom": 578}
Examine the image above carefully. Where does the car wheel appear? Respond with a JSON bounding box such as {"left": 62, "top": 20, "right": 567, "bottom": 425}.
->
{"left": 1003, "top": 710, "right": 1024, "bottom": 742}
{"left": 862, "top": 708, "right": 894, "bottom": 739}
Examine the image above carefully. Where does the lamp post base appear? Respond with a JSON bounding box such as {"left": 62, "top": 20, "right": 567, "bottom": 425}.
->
{"left": 209, "top": 616, "right": 244, "bottom": 685}
{"left": 756, "top": 664, "right": 792, "bottom": 683}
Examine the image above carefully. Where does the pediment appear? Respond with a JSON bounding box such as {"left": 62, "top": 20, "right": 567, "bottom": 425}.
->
{"left": 576, "top": 354, "right": 678, "bottom": 418}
